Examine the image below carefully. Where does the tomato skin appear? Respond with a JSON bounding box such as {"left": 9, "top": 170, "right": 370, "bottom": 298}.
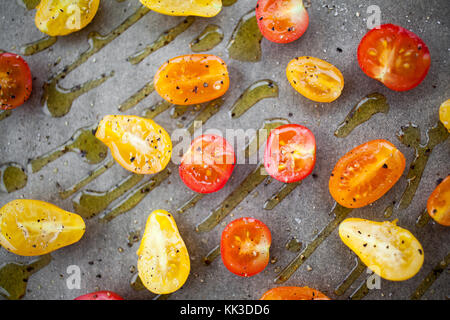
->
{"left": 95, "top": 115, "right": 172, "bottom": 175}
{"left": 427, "top": 175, "right": 450, "bottom": 226}
{"left": 264, "top": 124, "right": 316, "bottom": 183}
{"left": 339, "top": 218, "right": 424, "bottom": 281}
{"left": 286, "top": 56, "right": 344, "bottom": 103}
{"left": 256, "top": 0, "right": 309, "bottom": 44}
{"left": 260, "top": 286, "right": 330, "bottom": 300}
{"left": 439, "top": 99, "right": 450, "bottom": 132}
{"left": 179, "top": 134, "right": 235, "bottom": 194}
{"left": 154, "top": 54, "right": 229, "bottom": 106}
{"left": 140, "top": 0, "right": 222, "bottom": 17}
{"left": 357, "top": 24, "right": 431, "bottom": 91}
{"left": 0, "top": 199, "right": 85, "bottom": 256}
{"left": 137, "top": 210, "right": 190, "bottom": 294}
{"left": 0, "top": 53, "right": 32, "bottom": 110}
{"left": 221, "top": 217, "right": 271, "bottom": 277}
{"left": 35, "top": 0, "right": 100, "bottom": 36}
{"left": 74, "top": 291, "right": 124, "bottom": 300}
{"left": 329, "top": 139, "right": 405, "bottom": 208}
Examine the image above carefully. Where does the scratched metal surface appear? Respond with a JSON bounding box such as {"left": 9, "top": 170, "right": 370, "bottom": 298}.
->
{"left": 0, "top": 0, "right": 449, "bottom": 300}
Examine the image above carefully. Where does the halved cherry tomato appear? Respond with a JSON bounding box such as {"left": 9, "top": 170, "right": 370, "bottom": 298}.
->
{"left": 339, "top": 218, "right": 424, "bottom": 281}
{"left": 264, "top": 124, "right": 316, "bottom": 183}
{"left": 439, "top": 99, "right": 450, "bottom": 132}
{"left": 179, "top": 134, "right": 235, "bottom": 194}
{"left": 329, "top": 139, "right": 405, "bottom": 208}
{"left": 137, "top": 210, "right": 190, "bottom": 294}
{"left": 221, "top": 217, "right": 271, "bottom": 277}
{"left": 260, "top": 286, "right": 330, "bottom": 300}
{"left": 358, "top": 24, "right": 431, "bottom": 91}
{"left": 0, "top": 53, "right": 32, "bottom": 110}
{"left": 95, "top": 115, "right": 172, "bottom": 175}
{"left": 74, "top": 291, "right": 124, "bottom": 300}
{"left": 427, "top": 175, "right": 450, "bottom": 226}
{"left": 286, "top": 56, "right": 344, "bottom": 102}
{"left": 35, "top": 0, "right": 100, "bottom": 36}
{"left": 0, "top": 199, "right": 85, "bottom": 256}
{"left": 140, "top": 0, "right": 222, "bottom": 17}
{"left": 256, "top": 0, "right": 309, "bottom": 44}
{"left": 154, "top": 54, "right": 229, "bottom": 106}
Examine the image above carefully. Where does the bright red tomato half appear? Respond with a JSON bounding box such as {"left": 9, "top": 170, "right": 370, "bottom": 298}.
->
{"left": 264, "top": 124, "right": 316, "bottom": 183}
{"left": 256, "top": 0, "right": 309, "bottom": 44}
{"left": 0, "top": 53, "right": 32, "bottom": 110}
{"left": 221, "top": 217, "right": 271, "bottom": 277}
{"left": 358, "top": 24, "right": 430, "bottom": 91}
{"left": 74, "top": 291, "right": 124, "bottom": 300}
{"left": 179, "top": 134, "right": 235, "bottom": 194}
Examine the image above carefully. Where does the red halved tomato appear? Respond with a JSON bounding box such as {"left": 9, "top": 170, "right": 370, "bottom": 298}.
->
{"left": 260, "top": 286, "right": 330, "bottom": 300}
{"left": 329, "top": 139, "right": 405, "bottom": 208}
{"left": 0, "top": 53, "right": 32, "bottom": 110}
{"left": 264, "top": 124, "right": 316, "bottom": 183}
{"left": 358, "top": 24, "right": 430, "bottom": 91}
{"left": 427, "top": 175, "right": 450, "bottom": 226}
{"left": 179, "top": 134, "right": 235, "bottom": 194}
{"left": 256, "top": 0, "right": 309, "bottom": 44}
{"left": 221, "top": 217, "right": 271, "bottom": 277}
{"left": 74, "top": 291, "right": 124, "bottom": 300}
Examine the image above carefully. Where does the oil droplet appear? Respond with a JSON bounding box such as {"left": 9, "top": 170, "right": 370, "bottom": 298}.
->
{"left": 410, "top": 253, "right": 449, "bottom": 300}
{"left": 415, "top": 208, "right": 431, "bottom": 228}
{"left": 275, "top": 203, "right": 352, "bottom": 283}
{"left": 230, "top": 80, "right": 278, "bottom": 119}
{"left": 59, "top": 159, "right": 115, "bottom": 199}
{"left": 0, "top": 110, "right": 12, "bottom": 122}
{"left": 127, "top": 230, "right": 141, "bottom": 248}
{"left": 119, "top": 81, "right": 155, "bottom": 112}
{"left": 190, "top": 24, "right": 224, "bottom": 52}
{"left": 16, "top": 0, "right": 40, "bottom": 10}
{"left": 227, "top": 10, "right": 263, "bottom": 62}
{"left": 204, "top": 245, "right": 220, "bottom": 265}
{"left": 264, "top": 181, "right": 301, "bottom": 210}
{"left": 334, "top": 93, "right": 389, "bottom": 138}
{"left": 285, "top": 237, "right": 302, "bottom": 253}
{"left": 127, "top": 17, "right": 196, "bottom": 65}
{"left": 0, "top": 163, "right": 27, "bottom": 193}
{"left": 383, "top": 204, "right": 394, "bottom": 218}
{"left": 334, "top": 258, "right": 366, "bottom": 296}
{"left": 0, "top": 254, "right": 51, "bottom": 300}
{"left": 20, "top": 36, "right": 57, "bottom": 56}
{"left": 29, "top": 124, "right": 108, "bottom": 173}
{"left": 177, "top": 193, "right": 204, "bottom": 214}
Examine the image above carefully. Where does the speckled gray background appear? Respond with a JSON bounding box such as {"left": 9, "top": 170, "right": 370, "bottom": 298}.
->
{"left": 0, "top": 0, "right": 449, "bottom": 300}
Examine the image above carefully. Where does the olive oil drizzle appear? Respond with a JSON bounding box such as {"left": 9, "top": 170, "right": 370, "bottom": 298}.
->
{"left": 230, "top": 80, "right": 279, "bottom": 119}
{"left": 227, "top": 10, "right": 263, "bottom": 62}
{"left": 127, "top": 17, "right": 196, "bottom": 65}
{"left": 264, "top": 181, "right": 302, "bottom": 210}
{"left": 334, "top": 258, "right": 366, "bottom": 296}
{"left": 285, "top": 237, "right": 302, "bottom": 253}
{"left": 190, "top": 24, "right": 224, "bottom": 53}
{"left": 142, "top": 100, "right": 173, "bottom": 119}
{"left": 275, "top": 203, "right": 352, "bottom": 283}
{"left": 244, "top": 118, "right": 289, "bottom": 159}
{"left": 130, "top": 273, "right": 145, "bottom": 291}
{"left": 349, "top": 279, "right": 370, "bottom": 300}
{"left": 204, "top": 245, "right": 221, "bottom": 265}
{"left": 29, "top": 124, "right": 108, "bottom": 173}
{"left": 118, "top": 81, "right": 155, "bottom": 112}
{"left": 334, "top": 93, "right": 389, "bottom": 138}
{"left": 415, "top": 208, "right": 431, "bottom": 227}
{"left": 0, "top": 110, "right": 12, "bottom": 122}
{"left": 223, "top": 0, "right": 238, "bottom": 6}
{"left": 16, "top": 0, "right": 40, "bottom": 10}
{"left": 410, "top": 253, "right": 450, "bottom": 300}
{"left": 59, "top": 159, "right": 115, "bottom": 200}
{"left": 0, "top": 163, "right": 28, "bottom": 193}
{"left": 0, "top": 254, "right": 52, "bottom": 300}
{"left": 396, "top": 122, "right": 449, "bottom": 210}
{"left": 186, "top": 98, "right": 225, "bottom": 135}
{"left": 20, "top": 36, "right": 58, "bottom": 56}
{"left": 177, "top": 193, "right": 204, "bottom": 214}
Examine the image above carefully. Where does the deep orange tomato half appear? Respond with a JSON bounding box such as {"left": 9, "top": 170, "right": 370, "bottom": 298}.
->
{"left": 264, "top": 124, "right": 316, "bottom": 183}
{"left": 221, "top": 217, "right": 271, "bottom": 277}
{"left": 329, "top": 139, "right": 405, "bottom": 208}
{"left": 427, "top": 175, "right": 450, "bottom": 226}
{"left": 74, "top": 291, "right": 124, "bottom": 300}
{"left": 256, "top": 0, "right": 309, "bottom": 44}
{"left": 260, "top": 286, "right": 330, "bottom": 300}
{"left": 0, "top": 53, "right": 32, "bottom": 110}
{"left": 179, "top": 134, "right": 235, "bottom": 194}
{"left": 358, "top": 24, "right": 431, "bottom": 91}
{"left": 154, "top": 54, "right": 229, "bottom": 105}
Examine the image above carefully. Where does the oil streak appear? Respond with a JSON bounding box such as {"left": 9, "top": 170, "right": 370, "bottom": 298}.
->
{"left": 177, "top": 193, "right": 204, "bottom": 214}
{"left": 17, "top": 0, "right": 40, "bottom": 10}
{"left": 0, "top": 163, "right": 28, "bottom": 193}
{"left": 204, "top": 245, "right": 221, "bottom": 265}
{"left": 334, "top": 258, "right": 366, "bottom": 296}
{"left": 285, "top": 237, "right": 302, "bottom": 253}
{"left": 0, "top": 110, "right": 12, "bottom": 122}
{"left": 415, "top": 208, "right": 431, "bottom": 228}
{"left": 142, "top": 100, "right": 173, "bottom": 119}
{"left": 410, "top": 253, "right": 449, "bottom": 300}
{"left": 275, "top": 203, "right": 352, "bottom": 283}
{"left": 20, "top": 36, "right": 58, "bottom": 56}
{"left": 230, "top": 80, "right": 278, "bottom": 119}
{"left": 264, "top": 181, "right": 301, "bottom": 210}
{"left": 223, "top": 0, "right": 238, "bottom": 6}
{"left": 118, "top": 81, "right": 155, "bottom": 112}
{"left": 190, "top": 24, "right": 224, "bottom": 53}
{"left": 349, "top": 279, "right": 370, "bottom": 300}
{"left": 186, "top": 98, "right": 225, "bottom": 135}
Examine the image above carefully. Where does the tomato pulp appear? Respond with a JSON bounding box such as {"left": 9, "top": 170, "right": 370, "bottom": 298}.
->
{"left": 0, "top": 53, "right": 32, "bottom": 110}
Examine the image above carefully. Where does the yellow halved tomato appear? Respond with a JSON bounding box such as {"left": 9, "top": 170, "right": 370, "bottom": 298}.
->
{"left": 339, "top": 218, "right": 424, "bottom": 281}
{"left": 427, "top": 175, "right": 450, "bottom": 226}
{"left": 140, "top": 0, "right": 222, "bottom": 17}
{"left": 95, "top": 115, "right": 172, "bottom": 175}
{"left": 286, "top": 56, "right": 344, "bottom": 102}
{"left": 439, "top": 99, "right": 450, "bottom": 132}
{"left": 0, "top": 199, "right": 85, "bottom": 256}
{"left": 329, "top": 139, "right": 405, "bottom": 208}
{"left": 154, "top": 54, "right": 229, "bottom": 106}
{"left": 260, "top": 286, "right": 330, "bottom": 300}
{"left": 35, "top": 0, "right": 100, "bottom": 36}
{"left": 137, "top": 210, "right": 190, "bottom": 294}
